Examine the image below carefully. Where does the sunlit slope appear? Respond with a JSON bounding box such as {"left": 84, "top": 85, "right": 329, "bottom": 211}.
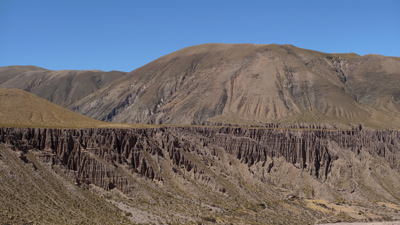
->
{"left": 71, "top": 43, "right": 400, "bottom": 128}
{"left": 0, "top": 66, "right": 126, "bottom": 107}
{"left": 0, "top": 89, "right": 108, "bottom": 128}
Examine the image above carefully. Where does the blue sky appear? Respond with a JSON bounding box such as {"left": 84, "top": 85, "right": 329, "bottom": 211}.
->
{"left": 1, "top": 0, "right": 399, "bottom": 72}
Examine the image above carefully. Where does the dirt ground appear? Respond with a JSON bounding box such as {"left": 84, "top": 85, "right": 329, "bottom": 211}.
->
{"left": 320, "top": 221, "right": 400, "bottom": 225}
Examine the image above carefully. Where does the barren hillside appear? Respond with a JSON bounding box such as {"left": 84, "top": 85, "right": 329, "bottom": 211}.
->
{"left": 0, "top": 89, "right": 108, "bottom": 128}
{"left": 69, "top": 44, "right": 400, "bottom": 129}
{"left": 0, "top": 66, "right": 126, "bottom": 107}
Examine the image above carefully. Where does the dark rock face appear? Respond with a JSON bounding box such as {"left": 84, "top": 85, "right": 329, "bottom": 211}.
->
{"left": 1, "top": 126, "right": 399, "bottom": 195}
{"left": 193, "top": 127, "right": 400, "bottom": 178}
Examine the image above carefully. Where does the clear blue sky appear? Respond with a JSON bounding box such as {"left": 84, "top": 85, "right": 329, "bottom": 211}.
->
{"left": 1, "top": 0, "right": 399, "bottom": 72}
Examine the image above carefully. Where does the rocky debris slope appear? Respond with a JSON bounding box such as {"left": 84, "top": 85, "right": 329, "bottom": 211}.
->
{"left": 1, "top": 126, "right": 400, "bottom": 224}
{"left": 0, "top": 143, "right": 133, "bottom": 225}
{"left": 1, "top": 126, "right": 399, "bottom": 192}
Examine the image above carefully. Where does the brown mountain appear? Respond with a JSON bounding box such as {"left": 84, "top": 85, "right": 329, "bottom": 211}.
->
{"left": 1, "top": 44, "right": 400, "bottom": 224}
{"left": 0, "top": 65, "right": 126, "bottom": 107}
{"left": 69, "top": 43, "right": 400, "bottom": 129}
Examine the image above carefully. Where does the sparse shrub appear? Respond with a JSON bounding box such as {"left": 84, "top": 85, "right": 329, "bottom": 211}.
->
{"left": 314, "top": 201, "right": 328, "bottom": 209}
{"left": 259, "top": 203, "right": 266, "bottom": 209}
{"left": 202, "top": 217, "right": 216, "bottom": 222}
{"left": 319, "top": 203, "right": 328, "bottom": 208}
{"left": 125, "top": 212, "right": 132, "bottom": 217}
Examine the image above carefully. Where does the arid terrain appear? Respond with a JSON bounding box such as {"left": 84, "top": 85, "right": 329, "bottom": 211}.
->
{"left": 1, "top": 126, "right": 399, "bottom": 224}
{"left": 0, "top": 89, "right": 107, "bottom": 128}
{"left": 0, "top": 66, "right": 125, "bottom": 107}
{"left": 69, "top": 44, "right": 400, "bottom": 129}
{"left": 0, "top": 44, "right": 399, "bottom": 224}
{"left": 3, "top": 44, "right": 400, "bottom": 129}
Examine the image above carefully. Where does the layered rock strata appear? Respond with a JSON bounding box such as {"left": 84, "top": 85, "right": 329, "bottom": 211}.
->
{"left": 1, "top": 126, "right": 399, "bottom": 195}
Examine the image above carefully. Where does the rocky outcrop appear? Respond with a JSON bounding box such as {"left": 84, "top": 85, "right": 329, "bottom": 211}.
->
{"left": 190, "top": 127, "right": 400, "bottom": 178}
{"left": 0, "top": 126, "right": 399, "bottom": 195}
{"left": 204, "top": 121, "right": 363, "bottom": 130}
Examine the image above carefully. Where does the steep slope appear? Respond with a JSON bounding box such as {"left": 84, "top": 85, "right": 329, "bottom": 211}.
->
{"left": 70, "top": 43, "right": 400, "bottom": 128}
{"left": 1, "top": 126, "right": 399, "bottom": 224}
{"left": 0, "top": 65, "right": 126, "bottom": 107}
{"left": 0, "top": 143, "right": 132, "bottom": 225}
{"left": 0, "top": 89, "right": 108, "bottom": 128}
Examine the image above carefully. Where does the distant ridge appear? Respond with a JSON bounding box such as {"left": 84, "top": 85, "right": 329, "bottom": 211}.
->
{"left": 0, "top": 66, "right": 126, "bottom": 107}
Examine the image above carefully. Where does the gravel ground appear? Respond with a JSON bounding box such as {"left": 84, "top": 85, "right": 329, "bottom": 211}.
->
{"left": 320, "top": 222, "right": 400, "bottom": 225}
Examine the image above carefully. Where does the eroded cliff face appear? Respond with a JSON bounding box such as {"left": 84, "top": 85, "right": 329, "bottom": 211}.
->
{"left": 1, "top": 126, "right": 399, "bottom": 190}
{"left": 1, "top": 126, "right": 400, "bottom": 224}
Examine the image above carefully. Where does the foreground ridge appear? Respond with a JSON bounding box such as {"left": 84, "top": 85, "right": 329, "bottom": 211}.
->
{"left": 1, "top": 126, "right": 399, "bottom": 224}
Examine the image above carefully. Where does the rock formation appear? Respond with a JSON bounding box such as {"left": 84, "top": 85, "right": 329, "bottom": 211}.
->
{"left": 1, "top": 126, "right": 398, "bottom": 192}
{"left": 1, "top": 126, "right": 400, "bottom": 223}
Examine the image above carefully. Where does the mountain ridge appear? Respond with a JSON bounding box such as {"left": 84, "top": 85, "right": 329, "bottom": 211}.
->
{"left": 0, "top": 65, "right": 126, "bottom": 107}
{"left": 1, "top": 43, "right": 400, "bottom": 129}
{"left": 68, "top": 43, "right": 400, "bottom": 129}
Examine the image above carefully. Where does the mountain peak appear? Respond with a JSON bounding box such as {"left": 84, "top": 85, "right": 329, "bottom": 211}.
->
{"left": 66, "top": 44, "right": 400, "bottom": 129}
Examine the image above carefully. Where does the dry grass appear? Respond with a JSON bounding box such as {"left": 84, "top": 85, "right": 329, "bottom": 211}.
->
{"left": 0, "top": 89, "right": 162, "bottom": 129}
{"left": 0, "top": 89, "right": 199, "bottom": 129}
{"left": 0, "top": 144, "right": 132, "bottom": 224}
{"left": 377, "top": 202, "right": 400, "bottom": 210}
{"left": 0, "top": 89, "right": 107, "bottom": 128}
